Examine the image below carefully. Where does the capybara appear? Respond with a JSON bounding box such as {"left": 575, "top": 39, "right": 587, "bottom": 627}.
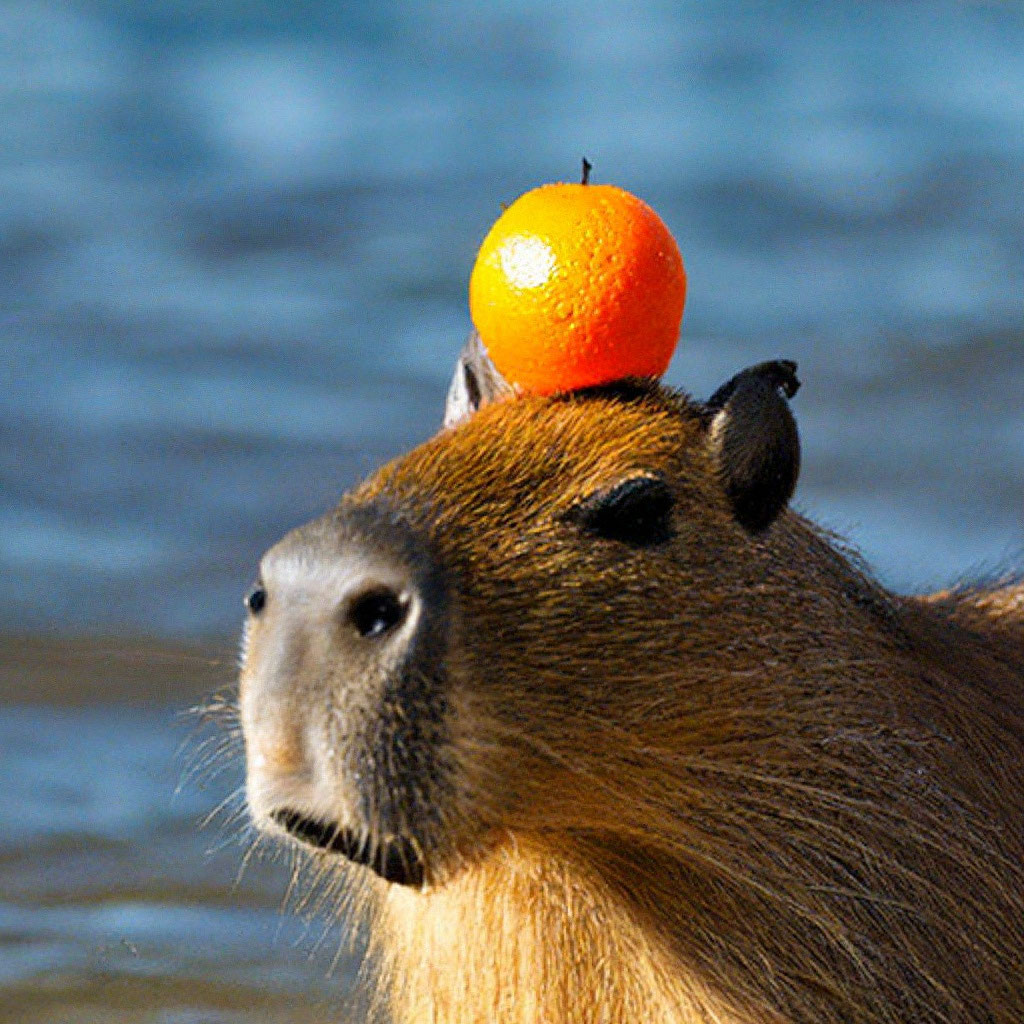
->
{"left": 239, "top": 347, "right": 1024, "bottom": 1023}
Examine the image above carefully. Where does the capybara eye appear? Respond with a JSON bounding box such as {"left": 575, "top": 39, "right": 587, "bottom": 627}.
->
{"left": 245, "top": 584, "right": 267, "bottom": 615}
{"left": 348, "top": 586, "right": 409, "bottom": 639}
{"left": 568, "top": 476, "right": 675, "bottom": 548}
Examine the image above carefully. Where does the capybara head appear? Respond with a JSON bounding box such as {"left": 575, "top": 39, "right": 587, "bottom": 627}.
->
{"left": 239, "top": 362, "right": 806, "bottom": 889}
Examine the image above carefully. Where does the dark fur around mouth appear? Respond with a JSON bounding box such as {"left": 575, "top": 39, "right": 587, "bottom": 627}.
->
{"left": 271, "top": 809, "right": 425, "bottom": 886}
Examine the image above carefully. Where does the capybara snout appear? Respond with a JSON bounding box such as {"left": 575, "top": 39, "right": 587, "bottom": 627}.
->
{"left": 240, "top": 501, "right": 456, "bottom": 883}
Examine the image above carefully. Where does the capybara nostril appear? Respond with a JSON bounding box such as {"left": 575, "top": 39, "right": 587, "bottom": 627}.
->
{"left": 346, "top": 585, "right": 410, "bottom": 639}
{"left": 244, "top": 583, "right": 267, "bottom": 615}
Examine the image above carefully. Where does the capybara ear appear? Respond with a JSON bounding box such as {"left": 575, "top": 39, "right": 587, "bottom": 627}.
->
{"left": 704, "top": 360, "right": 801, "bottom": 534}
{"left": 444, "top": 332, "right": 514, "bottom": 428}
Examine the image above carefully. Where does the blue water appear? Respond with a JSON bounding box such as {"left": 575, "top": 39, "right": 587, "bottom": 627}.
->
{"left": 1, "top": 0, "right": 1022, "bottom": 639}
{"left": 0, "top": 704, "right": 357, "bottom": 1022}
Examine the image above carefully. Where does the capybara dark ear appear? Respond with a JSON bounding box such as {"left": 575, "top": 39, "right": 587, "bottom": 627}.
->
{"left": 444, "top": 332, "right": 514, "bottom": 428}
{"left": 704, "top": 360, "right": 801, "bottom": 534}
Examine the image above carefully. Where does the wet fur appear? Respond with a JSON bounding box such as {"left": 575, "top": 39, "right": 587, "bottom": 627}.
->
{"left": 287, "top": 384, "right": 1024, "bottom": 1022}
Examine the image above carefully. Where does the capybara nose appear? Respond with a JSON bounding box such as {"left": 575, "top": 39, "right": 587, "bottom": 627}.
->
{"left": 241, "top": 501, "right": 453, "bottom": 879}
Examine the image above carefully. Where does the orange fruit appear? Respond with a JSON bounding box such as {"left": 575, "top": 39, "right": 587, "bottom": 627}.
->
{"left": 468, "top": 182, "right": 686, "bottom": 395}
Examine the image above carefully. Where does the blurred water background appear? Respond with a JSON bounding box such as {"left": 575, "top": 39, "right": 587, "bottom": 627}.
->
{"left": 1, "top": 1, "right": 1022, "bottom": 1020}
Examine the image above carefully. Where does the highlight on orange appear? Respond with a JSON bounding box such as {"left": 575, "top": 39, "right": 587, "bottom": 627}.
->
{"left": 468, "top": 162, "right": 686, "bottom": 395}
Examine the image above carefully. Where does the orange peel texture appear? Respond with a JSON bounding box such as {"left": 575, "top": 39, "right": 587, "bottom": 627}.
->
{"left": 469, "top": 182, "right": 686, "bottom": 395}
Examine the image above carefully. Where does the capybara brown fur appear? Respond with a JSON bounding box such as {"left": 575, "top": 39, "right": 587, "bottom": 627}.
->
{"left": 239, "top": 361, "right": 1024, "bottom": 1024}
